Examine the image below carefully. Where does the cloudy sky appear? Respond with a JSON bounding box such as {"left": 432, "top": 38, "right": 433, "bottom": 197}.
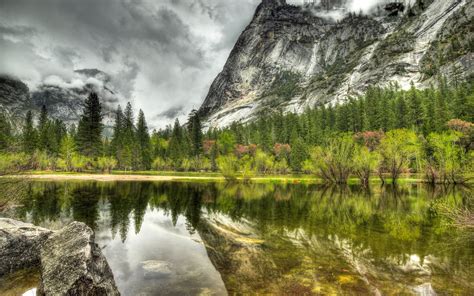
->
{"left": 0, "top": 0, "right": 262, "bottom": 128}
{"left": 0, "top": 0, "right": 395, "bottom": 128}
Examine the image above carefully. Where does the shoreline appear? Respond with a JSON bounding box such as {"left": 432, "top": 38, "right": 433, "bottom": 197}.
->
{"left": 2, "top": 172, "right": 429, "bottom": 184}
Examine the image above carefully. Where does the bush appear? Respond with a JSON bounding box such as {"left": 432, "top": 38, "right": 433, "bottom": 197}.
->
{"left": 217, "top": 154, "right": 239, "bottom": 181}
{"left": 180, "top": 158, "right": 192, "bottom": 172}
{"left": 424, "top": 131, "right": 470, "bottom": 184}
{"left": 379, "top": 129, "right": 420, "bottom": 183}
{"left": 96, "top": 157, "right": 117, "bottom": 173}
{"left": 353, "top": 146, "right": 381, "bottom": 186}
{"left": 254, "top": 150, "right": 274, "bottom": 174}
{"left": 311, "top": 136, "right": 356, "bottom": 184}
{"left": 71, "top": 154, "right": 92, "bottom": 172}
{"left": 240, "top": 155, "right": 256, "bottom": 182}
{"left": 31, "top": 151, "right": 56, "bottom": 171}
{"left": 152, "top": 157, "right": 172, "bottom": 171}
{"left": 274, "top": 158, "right": 289, "bottom": 174}
{"left": 189, "top": 157, "right": 211, "bottom": 172}
{"left": 0, "top": 153, "right": 29, "bottom": 173}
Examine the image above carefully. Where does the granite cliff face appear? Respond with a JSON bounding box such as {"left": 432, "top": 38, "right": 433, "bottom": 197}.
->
{"left": 200, "top": 0, "right": 473, "bottom": 127}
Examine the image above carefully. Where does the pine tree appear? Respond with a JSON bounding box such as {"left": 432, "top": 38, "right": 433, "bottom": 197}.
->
{"left": 290, "top": 137, "right": 307, "bottom": 172}
{"left": 121, "top": 102, "right": 138, "bottom": 170}
{"left": 187, "top": 110, "right": 203, "bottom": 157}
{"left": 168, "top": 119, "right": 185, "bottom": 168}
{"left": 22, "top": 110, "right": 37, "bottom": 154}
{"left": 111, "top": 106, "right": 124, "bottom": 167}
{"left": 38, "top": 105, "right": 49, "bottom": 152}
{"left": 136, "top": 109, "right": 151, "bottom": 169}
{"left": 76, "top": 93, "right": 103, "bottom": 157}
{"left": 0, "top": 111, "right": 11, "bottom": 152}
{"left": 407, "top": 84, "right": 423, "bottom": 130}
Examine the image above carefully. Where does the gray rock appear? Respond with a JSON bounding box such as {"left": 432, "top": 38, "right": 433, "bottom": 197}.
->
{"left": 0, "top": 218, "right": 52, "bottom": 276}
{"left": 199, "top": 0, "right": 472, "bottom": 128}
{"left": 38, "top": 222, "right": 120, "bottom": 296}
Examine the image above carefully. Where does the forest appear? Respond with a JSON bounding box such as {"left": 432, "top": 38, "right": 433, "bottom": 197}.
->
{"left": 0, "top": 79, "right": 473, "bottom": 185}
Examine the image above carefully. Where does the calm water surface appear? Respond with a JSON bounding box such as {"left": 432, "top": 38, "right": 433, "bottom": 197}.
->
{"left": 0, "top": 181, "right": 473, "bottom": 295}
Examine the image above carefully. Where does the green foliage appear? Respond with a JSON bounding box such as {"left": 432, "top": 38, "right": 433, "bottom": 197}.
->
{"left": 0, "top": 112, "right": 12, "bottom": 152}
{"left": 188, "top": 109, "right": 203, "bottom": 156}
{"left": 311, "top": 135, "right": 356, "bottom": 184}
{"left": 71, "top": 154, "right": 92, "bottom": 172}
{"left": 136, "top": 109, "right": 152, "bottom": 170}
{"left": 217, "top": 131, "right": 236, "bottom": 155}
{"left": 22, "top": 111, "right": 37, "bottom": 154}
{"left": 254, "top": 150, "right": 274, "bottom": 174}
{"left": 96, "top": 157, "right": 117, "bottom": 173}
{"left": 353, "top": 146, "right": 381, "bottom": 186}
{"left": 240, "top": 155, "right": 257, "bottom": 182}
{"left": 152, "top": 157, "right": 173, "bottom": 171}
{"left": 59, "top": 135, "right": 76, "bottom": 171}
{"left": 76, "top": 93, "right": 103, "bottom": 158}
{"left": 424, "top": 131, "right": 470, "bottom": 184}
{"left": 217, "top": 154, "right": 239, "bottom": 181}
{"left": 379, "top": 129, "right": 420, "bottom": 183}
{"left": 0, "top": 153, "right": 29, "bottom": 173}
{"left": 290, "top": 138, "right": 308, "bottom": 172}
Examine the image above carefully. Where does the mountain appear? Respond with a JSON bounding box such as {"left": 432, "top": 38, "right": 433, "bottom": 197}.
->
{"left": 0, "top": 69, "right": 121, "bottom": 129}
{"left": 199, "top": 0, "right": 473, "bottom": 128}
{"left": 0, "top": 75, "right": 32, "bottom": 121}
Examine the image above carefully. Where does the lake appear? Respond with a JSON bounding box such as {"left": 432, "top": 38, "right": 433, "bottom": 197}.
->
{"left": 0, "top": 181, "right": 473, "bottom": 295}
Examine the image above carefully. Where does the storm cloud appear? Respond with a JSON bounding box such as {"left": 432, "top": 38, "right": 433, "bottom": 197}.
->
{"left": 0, "top": 0, "right": 260, "bottom": 128}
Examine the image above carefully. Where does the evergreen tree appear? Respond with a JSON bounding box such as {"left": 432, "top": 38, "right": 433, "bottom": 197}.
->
{"left": 0, "top": 112, "right": 12, "bottom": 152}
{"left": 407, "top": 84, "right": 423, "bottom": 130}
{"left": 290, "top": 138, "right": 307, "bottom": 172}
{"left": 22, "top": 110, "right": 37, "bottom": 154}
{"left": 136, "top": 109, "right": 152, "bottom": 169}
{"left": 76, "top": 93, "right": 103, "bottom": 157}
{"left": 168, "top": 119, "right": 185, "bottom": 168}
{"left": 187, "top": 109, "right": 203, "bottom": 157}
{"left": 111, "top": 106, "right": 124, "bottom": 167}
{"left": 121, "top": 102, "right": 138, "bottom": 170}
{"left": 38, "top": 105, "right": 49, "bottom": 152}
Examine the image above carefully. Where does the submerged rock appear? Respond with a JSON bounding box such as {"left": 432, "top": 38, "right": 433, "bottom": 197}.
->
{"left": 0, "top": 219, "right": 52, "bottom": 276}
{"left": 38, "top": 222, "right": 120, "bottom": 296}
{"left": 141, "top": 260, "right": 173, "bottom": 279}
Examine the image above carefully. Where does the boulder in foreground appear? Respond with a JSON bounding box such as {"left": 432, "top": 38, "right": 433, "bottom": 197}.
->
{"left": 38, "top": 222, "right": 120, "bottom": 296}
{"left": 0, "top": 218, "right": 52, "bottom": 276}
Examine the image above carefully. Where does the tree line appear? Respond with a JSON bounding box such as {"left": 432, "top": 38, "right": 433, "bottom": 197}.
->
{"left": 0, "top": 79, "right": 473, "bottom": 184}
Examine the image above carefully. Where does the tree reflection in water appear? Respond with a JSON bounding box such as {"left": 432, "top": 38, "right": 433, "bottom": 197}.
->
{"left": 7, "top": 181, "right": 473, "bottom": 294}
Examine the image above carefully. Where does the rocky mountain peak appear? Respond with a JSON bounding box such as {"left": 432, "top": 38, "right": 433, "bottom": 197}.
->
{"left": 200, "top": 0, "right": 472, "bottom": 128}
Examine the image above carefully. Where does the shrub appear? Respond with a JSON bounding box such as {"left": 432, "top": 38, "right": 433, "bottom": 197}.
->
{"left": 71, "top": 154, "right": 92, "bottom": 172}
{"left": 254, "top": 150, "right": 274, "bottom": 174}
{"left": 274, "top": 158, "right": 290, "bottom": 174}
{"left": 379, "top": 129, "right": 420, "bottom": 183}
{"left": 96, "top": 157, "right": 117, "bottom": 173}
{"left": 311, "top": 136, "right": 356, "bottom": 184}
{"left": 0, "top": 153, "right": 29, "bottom": 173}
{"left": 240, "top": 155, "right": 256, "bottom": 182}
{"left": 152, "top": 157, "right": 172, "bottom": 171}
{"left": 353, "top": 146, "right": 381, "bottom": 186}
{"left": 217, "top": 154, "right": 239, "bottom": 181}
{"left": 425, "top": 131, "right": 470, "bottom": 184}
{"left": 180, "top": 158, "right": 192, "bottom": 172}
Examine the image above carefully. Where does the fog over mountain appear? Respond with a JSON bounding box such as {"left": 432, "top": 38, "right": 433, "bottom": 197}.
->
{"left": 0, "top": 0, "right": 261, "bottom": 128}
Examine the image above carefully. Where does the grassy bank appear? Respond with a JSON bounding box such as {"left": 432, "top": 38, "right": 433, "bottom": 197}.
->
{"left": 5, "top": 171, "right": 435, "bottom": 185}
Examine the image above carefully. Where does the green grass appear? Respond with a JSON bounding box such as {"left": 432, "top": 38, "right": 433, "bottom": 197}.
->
{"left": 13, "top": 170, "right": 439, "bottom": 185}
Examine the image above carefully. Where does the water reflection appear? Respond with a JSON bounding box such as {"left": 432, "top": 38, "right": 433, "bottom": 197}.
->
{"left": 4, "top": 181, "right": 474, "bottom": 295}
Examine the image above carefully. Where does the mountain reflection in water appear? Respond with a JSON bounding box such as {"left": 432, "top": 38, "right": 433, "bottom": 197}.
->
{"left": 2, "top": 181, "right": 473, "bottom": 295}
